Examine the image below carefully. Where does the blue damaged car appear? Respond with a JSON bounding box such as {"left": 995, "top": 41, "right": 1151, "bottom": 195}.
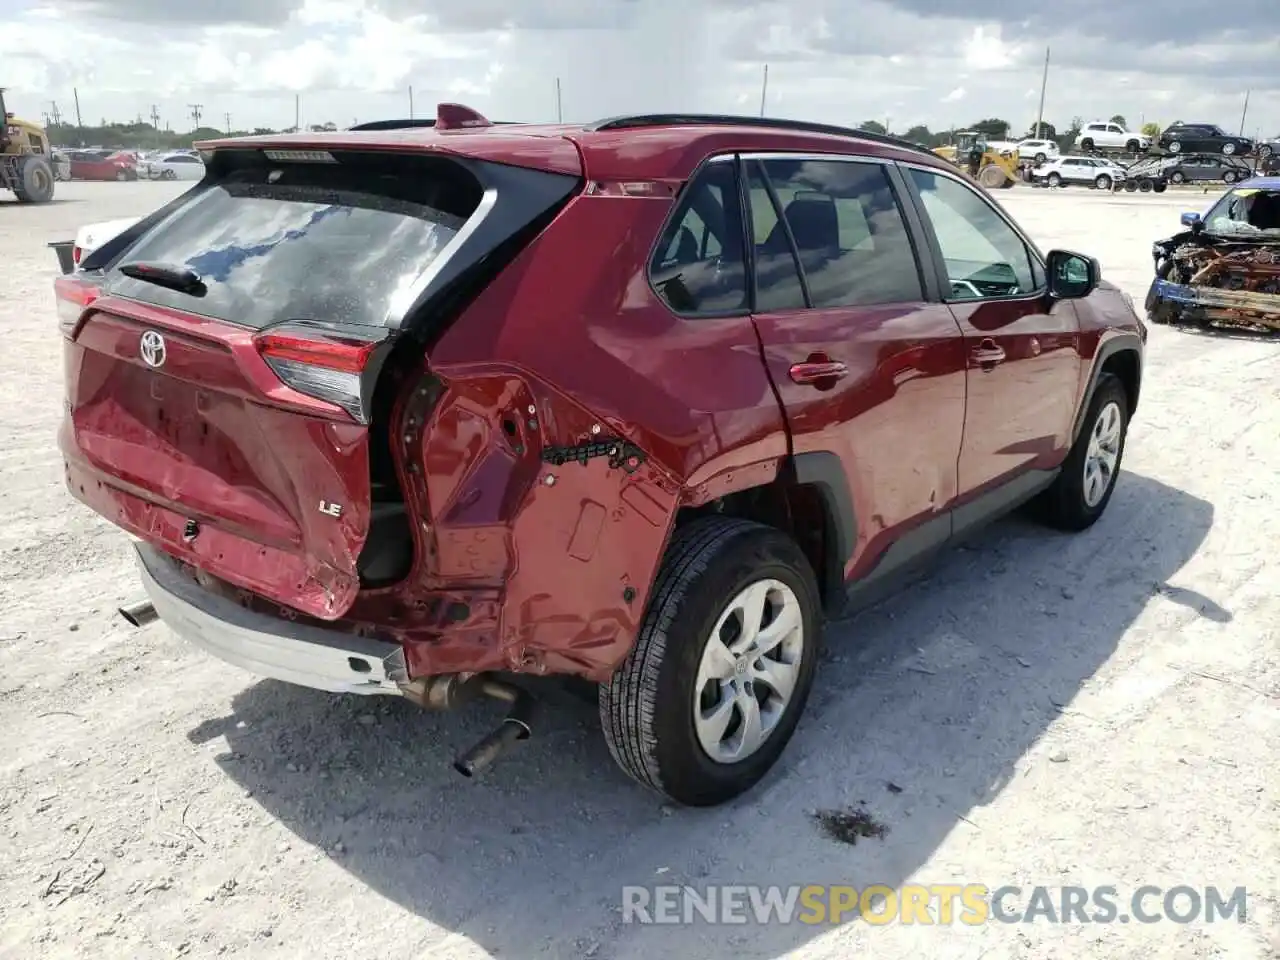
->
{"left": 1146, "top": 175, "right": 1280, "bottom": 332}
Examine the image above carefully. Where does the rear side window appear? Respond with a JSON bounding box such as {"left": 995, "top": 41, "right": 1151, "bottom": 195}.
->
{"left": 107, "top": 152, "right": 484, "bottom": 329}
{"left": 649, "top": 160, "right": 748, "bottom": 315}
{"left": 753, "top": 157, "right": 924, "bottom": 308}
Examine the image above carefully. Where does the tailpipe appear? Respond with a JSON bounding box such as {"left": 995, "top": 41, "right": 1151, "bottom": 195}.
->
{"left": 118, "top": 600, "right": 158, "bottom": 628}
{"left": 452, "top": 680, "right": 534, "bottom": 778}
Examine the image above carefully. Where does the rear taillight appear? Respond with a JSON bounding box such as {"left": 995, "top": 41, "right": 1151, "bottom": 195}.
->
{"left": 72, "top": 246, "right": 82, "bottom": 265}
{"left": 255, "top": 330, "right": 383, "bottom": 423}
{"left": 54, "top": 275, "right": 101, "bottom": 335}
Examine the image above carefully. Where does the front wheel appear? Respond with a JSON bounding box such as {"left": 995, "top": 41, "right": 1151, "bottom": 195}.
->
{"left": 1222, "top": 142, "right": 1236, "bottom": 155}
{"left": 1036, "top": 374, "right": 1129, "bottom": 531}
{"left": 1047, "top": 172, "right": 1062, "bottom": 187}
{"left": 1223, "top": 171, "right": 1238, "bottom": 183}
{"left": 1168, "top": 140, "right": 1183, "bottom": 154}
{"left": 1124, "top": 180, "right": 1138, "bottom": 192}
{"left": 1095, "top": 174, "right": 1112, "bottom": 190}
{"left": 599, "top": 517, "right": 821, "bottom": 807}
{"left": 1126, "top": 139, "right": 1140, "bottom": 153}
{"left": 1080, "top": 138, "right": 1095, "bottom": 152}
{"left": 1152, "top": 181, "right": 1168, "bottom": 193}
{"left": 1170, "top": 171, "right": 1186, "bottom": 184}
{"left": 1260, "top": 145, "right": 1273, "bottom": 159}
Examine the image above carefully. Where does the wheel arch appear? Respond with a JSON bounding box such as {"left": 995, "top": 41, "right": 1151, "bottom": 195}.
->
{"left": 1071, "top": 335, "right": 1143, "bottom": 443}
{"left": 674, "top": 451, "right": 854, "bottom": 618}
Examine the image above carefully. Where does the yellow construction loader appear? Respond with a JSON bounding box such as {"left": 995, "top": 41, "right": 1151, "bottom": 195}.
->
{"left": 1, "top": 87, "right": 56, "bottom": 203}
{"left": 933, "top": 130, "right": 1018, "bottom": 189}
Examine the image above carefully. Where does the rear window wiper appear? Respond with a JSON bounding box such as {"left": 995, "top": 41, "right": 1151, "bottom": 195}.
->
{"left": 117, "top": 261, "right": 208, "bottom": 297}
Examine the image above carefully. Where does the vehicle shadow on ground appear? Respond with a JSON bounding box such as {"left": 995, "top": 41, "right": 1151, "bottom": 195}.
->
{"left": 190, "top": 471, "right": 1215, "bottom": 959}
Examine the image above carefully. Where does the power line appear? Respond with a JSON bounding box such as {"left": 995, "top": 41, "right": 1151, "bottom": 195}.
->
{"left": 49, "top": 101, "right": 62, "bottom": 125}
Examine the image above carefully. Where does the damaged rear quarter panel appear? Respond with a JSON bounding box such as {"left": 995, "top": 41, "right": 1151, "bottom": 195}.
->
{"left": 395, "top": 186, "right": 788, "bottom": 681}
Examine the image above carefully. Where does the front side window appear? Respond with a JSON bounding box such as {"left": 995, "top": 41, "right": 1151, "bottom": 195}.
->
{"left": 650, "top": 160, "right": 748, "bottom": 315}
{"left": 908, "top": 168, "right": 1038, "bottom": 300}
{"left": 750, "top": 157, "right": 924, "bottom": 309}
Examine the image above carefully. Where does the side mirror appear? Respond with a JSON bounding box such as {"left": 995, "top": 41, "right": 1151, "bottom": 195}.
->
{"left": 1047, "top": 249, "right": 1100, "bottom": 300}
{"left": 1180, "top": 211, "right": 1202, "bottom": 228}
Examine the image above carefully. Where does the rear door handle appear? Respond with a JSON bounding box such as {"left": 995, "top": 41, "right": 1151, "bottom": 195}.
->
{"left": 971, "top": 339, "right": 1006, "bottom": 368}
{"left": 789, "top": 360, "right": 849, "bottom": 385}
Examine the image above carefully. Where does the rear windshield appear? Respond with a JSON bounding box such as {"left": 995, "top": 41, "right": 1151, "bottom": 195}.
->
{"left": 107, "top": 151, "right": 484, "bottom": 329}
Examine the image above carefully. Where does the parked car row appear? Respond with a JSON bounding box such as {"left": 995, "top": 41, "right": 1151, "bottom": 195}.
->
{"left": 1071, "top": 119, "right": 1262, "bottom": 159}
{"left": 47, "top": 147, "right": 205, "bottom": 182}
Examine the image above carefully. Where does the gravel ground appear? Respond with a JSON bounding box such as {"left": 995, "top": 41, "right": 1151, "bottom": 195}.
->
{"left": 0, "top": 181, "right": 1276, "bottom": 960}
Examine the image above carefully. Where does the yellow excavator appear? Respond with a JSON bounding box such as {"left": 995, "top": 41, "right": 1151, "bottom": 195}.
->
{"left": 1, "top": 87, "right": 56, "bottom": 203}
{"left": 933, "top": 130, "right": 1018, "bottom": 190}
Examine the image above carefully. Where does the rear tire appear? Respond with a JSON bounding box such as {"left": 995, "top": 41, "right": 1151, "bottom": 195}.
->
{"left": 13, "top": 156, "right": 55, "bottom": 203}
{"left": 1080, "top": 138, "right": 1095, "bottom": 152}
{"left": 1170, "top": 171, "right": 1186, "bottom": 184}
{"left": 1169, "top": 140, "right": 1182, "bottom": 153}
{"left": 1139, "top": 179, "right": 1154, "bottom": 193}
{"left": 599, "top": 517, "right": 822, "bottom": 807}
{"left": 1152, "top": 181, "right": 1168, "bottom": 193}
{"left": 1126, "top": 139, "right": 1140, "bottom": 153}
{"left": 1124, "top": 180, "right": 1138, "bottom": 192}
{"left": 1222, "top": 142, "right": 1236, "bottom": 155}
{"left": 1036, "top": 374, "right": 1129, "bottom": 532}
{"left": 1223, "top": 171, "right": 1238, "bottom": 183}
{"left": 1047, "top": 172, "right": 1062, "bottom": 187}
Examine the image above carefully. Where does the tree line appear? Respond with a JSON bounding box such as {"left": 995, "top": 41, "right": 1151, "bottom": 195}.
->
{"left": 42, "top": 120, "right": 336, "bottom": 150}
{"left": 41, "top": 115, "right": 1168, "bottom": 152}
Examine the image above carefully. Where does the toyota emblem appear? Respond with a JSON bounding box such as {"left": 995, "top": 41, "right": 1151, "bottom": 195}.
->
{"left": 139, "top": 330, "right": 166, "bottom": 368}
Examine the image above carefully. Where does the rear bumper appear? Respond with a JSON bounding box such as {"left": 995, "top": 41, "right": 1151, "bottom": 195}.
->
{"left": 134, "top": 542, "right": 408, "bottom": 696}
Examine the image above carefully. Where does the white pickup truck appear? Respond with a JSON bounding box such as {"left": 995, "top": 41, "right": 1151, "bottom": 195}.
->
{"left": 48, "top": 216, "right": 139, "bottom": 274}
{"left": 1073, "top": 121, "right": 1151, "bottom": 154}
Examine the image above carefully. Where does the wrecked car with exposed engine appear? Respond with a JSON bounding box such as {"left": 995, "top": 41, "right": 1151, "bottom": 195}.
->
{"left": 1147, "top": 176, "right": 1280, "bottom": 332}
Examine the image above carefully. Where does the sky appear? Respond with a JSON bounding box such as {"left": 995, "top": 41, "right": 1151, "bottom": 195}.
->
{"left": 4, "top": 0, "right": 1277, "bottom": 138}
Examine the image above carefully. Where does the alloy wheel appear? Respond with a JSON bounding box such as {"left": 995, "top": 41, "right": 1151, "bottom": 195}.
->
{"left": 693, "top": 579, "right": 805, "bottom": 764}
{"left": 1083, "top": 402, "right": 1122, "bottom": 508}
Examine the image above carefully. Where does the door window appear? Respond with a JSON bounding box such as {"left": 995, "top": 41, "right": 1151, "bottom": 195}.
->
{"left": 908, "top": 168, "right": 1038, "bottom": 300}
{"left": 749, "top": 157, "right": 924, "bottom": 309}
{"left": 649, "top": 160, "right": 748, "bottom": 316}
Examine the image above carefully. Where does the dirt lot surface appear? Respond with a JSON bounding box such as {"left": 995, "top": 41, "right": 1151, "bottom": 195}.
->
{"left": 0, "top": 181, "right": 1276, "bottom": 960}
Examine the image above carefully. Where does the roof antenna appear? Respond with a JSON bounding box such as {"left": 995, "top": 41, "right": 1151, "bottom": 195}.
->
{"left": 436, "top": 103, "right": 493, "bottom": 131}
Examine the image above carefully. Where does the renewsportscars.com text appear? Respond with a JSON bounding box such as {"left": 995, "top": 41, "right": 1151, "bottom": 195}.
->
{"left": 621, "top": 884, "right": 1248, "bottom": 926}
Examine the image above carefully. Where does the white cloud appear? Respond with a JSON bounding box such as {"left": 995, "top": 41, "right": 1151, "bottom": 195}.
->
{"left": 943, "top": 87, "right": 966, "bottom": 103}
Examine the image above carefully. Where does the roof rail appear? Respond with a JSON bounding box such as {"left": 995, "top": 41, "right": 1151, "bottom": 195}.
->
{"left": 346, "top": 118, "right": 522, "bottom": 132}
{"left": 583, "top": 113, "right": 937, "bottom": 157}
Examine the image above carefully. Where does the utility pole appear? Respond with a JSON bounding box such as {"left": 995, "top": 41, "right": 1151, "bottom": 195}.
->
{"left": 1034, "top": 46, "right": 1049, "bottom": 138}
{"left": 188, "top": 103, "right": 203, "bottom": 131}
{"left": 408, "top": 86, "right": 414, "bottom": 119}
{"left": 72, "top": 87, "right": 83, "bottom": 129}
{"left": 294, "top": 94, "right": 300, "bottom": 132}
{"left": 759, "top": 64, "right": 769, "bottom": 117}
{"left": 1239, "top": 90, "right": 1250, "bottom": 136}
{"left": 555, "top": 77, "right": 563, "bottom": 123}
{"left": 49, "top": 100, "right": 62, "bottom": 126}
{"left": 150, "top": 105, "right": 161, "bottom": 147}
{"left": 225, "top": 112, "right": 231, "bottom": 133}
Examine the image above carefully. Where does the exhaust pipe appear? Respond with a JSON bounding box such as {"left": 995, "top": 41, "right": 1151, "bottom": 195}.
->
{"left": 452, "top": 679, "right": 534, "bottom": 778}
{"left": 118, "top": 600, "right": 157, "bottom": 628}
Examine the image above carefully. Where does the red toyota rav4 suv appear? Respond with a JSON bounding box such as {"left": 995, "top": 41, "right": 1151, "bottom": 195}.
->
{"left": 56, "top": 104, "right": 1145, "bottom": 807}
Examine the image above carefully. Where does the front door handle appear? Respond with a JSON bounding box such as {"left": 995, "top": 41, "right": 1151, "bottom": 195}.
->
{"left": 971, "top": 339, "right": 1006, "bottom": 369}
{"left": 789, "top": 360, "right": 849, "bottom": 385}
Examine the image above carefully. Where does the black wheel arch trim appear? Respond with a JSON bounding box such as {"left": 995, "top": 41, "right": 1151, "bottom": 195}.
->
{"left": 788, "top": 451, "right": 856, "bottom": 610}
{"left": 1071, "top": 333, "right": 1143, "bottom": 443}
